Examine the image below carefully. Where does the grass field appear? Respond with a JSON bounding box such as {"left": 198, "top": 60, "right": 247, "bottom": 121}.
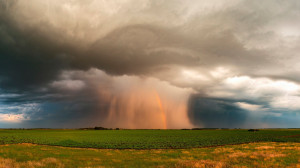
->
{"left": 0, "top": 142, "right": 299, "bottom": 167}
{"left": 0, "top": 129, "right": 299, "bottom": 167}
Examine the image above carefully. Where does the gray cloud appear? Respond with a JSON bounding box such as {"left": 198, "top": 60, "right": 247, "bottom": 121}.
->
{"left": 188, "top": 95, "right": 248, "bottom": 128}
{"left": 0, "top": 0, "right": 300, "bottom": 128}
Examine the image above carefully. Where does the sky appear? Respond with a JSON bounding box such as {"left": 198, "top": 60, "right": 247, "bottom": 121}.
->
{"left": 0, "top": 0, "right": 300, "bottom": 128}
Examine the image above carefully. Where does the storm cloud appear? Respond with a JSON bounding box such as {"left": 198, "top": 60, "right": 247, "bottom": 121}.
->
{"left": 0, "top": 0, "right": 300, "bottom": 128}
{"left": 188, "top": 96, "right": 248, "bottom": 128}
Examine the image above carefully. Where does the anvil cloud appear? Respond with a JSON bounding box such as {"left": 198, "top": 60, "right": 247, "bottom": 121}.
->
{"left": 0, "top": 0, "right": 300, "bottom": 128}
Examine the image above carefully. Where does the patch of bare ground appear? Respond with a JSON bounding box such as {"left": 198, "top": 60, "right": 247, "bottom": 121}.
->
{"left": 253, "top": 151, "right": 286, "bottom": 160}
{"left": 0, "top": 157, "right": 64, "bottom": 168}
{"left": 213, "top": 147, "right": 234, "bottom": 154}
{"left": 279, "top": 146, "right": 300, "bottom": 150}
{"left": 175, "top": 160, "right": 226, "bottom": 168}
{"left": 228, "top": 151, "right": 248, "bottom": 158}
{"left": 255, "top": 146, "right": 275, "bottom": 150}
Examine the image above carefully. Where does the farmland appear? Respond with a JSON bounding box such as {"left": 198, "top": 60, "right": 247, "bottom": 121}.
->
{"left": 0, "top": 142, "right": 300, "bottom": 167}
{"left": 0, "top": 129, "right": 299, "bottom": 149}
{"left": 0, "top": 129, "right": 299, "bottom": 167}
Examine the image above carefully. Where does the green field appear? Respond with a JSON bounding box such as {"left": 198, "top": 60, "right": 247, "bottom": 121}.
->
{"left": 0, "top": 129, "right": 299, "bottom": 167}
{"left": 0, "top": 129, "right": 299, "bottom": 149}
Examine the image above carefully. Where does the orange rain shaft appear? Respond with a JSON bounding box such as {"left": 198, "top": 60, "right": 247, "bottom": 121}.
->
{"left": 154, "top": 92, "right": 167, "bottom": 129}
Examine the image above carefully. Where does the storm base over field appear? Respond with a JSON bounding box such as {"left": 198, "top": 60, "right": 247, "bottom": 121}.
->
{"left": 0, "top": 0, "right": 300, "bottom": 128}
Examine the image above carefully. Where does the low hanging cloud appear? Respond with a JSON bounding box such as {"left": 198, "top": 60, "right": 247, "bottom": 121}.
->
{"left": 17, "top": 69, "right": 192, "bottom": 128}
{"left": 188, "top": 96, "right": 248, "bottom": 128}
{"left": 0, "top": 0, "right": 300, "bottom": 128}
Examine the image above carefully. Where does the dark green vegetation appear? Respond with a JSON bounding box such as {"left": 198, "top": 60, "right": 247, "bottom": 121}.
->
{"left": 0, "top": 129, "right": 299, "bottom": 149}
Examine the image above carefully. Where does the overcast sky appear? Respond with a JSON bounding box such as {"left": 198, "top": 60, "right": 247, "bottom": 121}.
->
{"left": 0, "top": 0, "right": 300, "bottom": 128}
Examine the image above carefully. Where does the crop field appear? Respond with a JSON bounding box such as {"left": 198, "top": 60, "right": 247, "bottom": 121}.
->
{"left": 0, "top": 129, "right": 299, "bottom": 167}
{"left": 0, "top": 129, "right": 300, "bottom": 149}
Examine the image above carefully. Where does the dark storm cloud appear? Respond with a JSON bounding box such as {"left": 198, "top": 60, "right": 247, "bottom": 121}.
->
{"left": 0, "top": 17, "right": 254, "bottom": 91}
{"left": 0, "top": 15, "right": 72, "bottom": 90}
{"left": 186, "top": 94, "right": 300, "bottom": 129}
{"left": 0, "top": 81, "right": 108, "bottom": 128}
{"left": 88, "top": 24, "right": 271, "bottom": 77}
{"left": 21, "top": 96, "right": 109, "bottom": 128}
{"left": 0, "top": 72, "right": 114, "bottom": 128}
{"left": 0, "top": 0, "right": 273, "bottom": 91}
{"left": 187, "top": 95, "right": 248, "bottom": 128}
{"left": 0, "top": 0, "right": 300, "bottom": 128}
{"left": 1, "top": 0, "right": 298, "bottom": 89}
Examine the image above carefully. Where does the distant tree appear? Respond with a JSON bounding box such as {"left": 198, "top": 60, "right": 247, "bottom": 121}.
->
{"left": 248, "top": 129, "right": 259, "bottom": 132}
{"left": 94, "top": 126, "right": 108, "bottom": 130}
{"left": 192, "top": 128, "right": 202, "bottom": 130}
